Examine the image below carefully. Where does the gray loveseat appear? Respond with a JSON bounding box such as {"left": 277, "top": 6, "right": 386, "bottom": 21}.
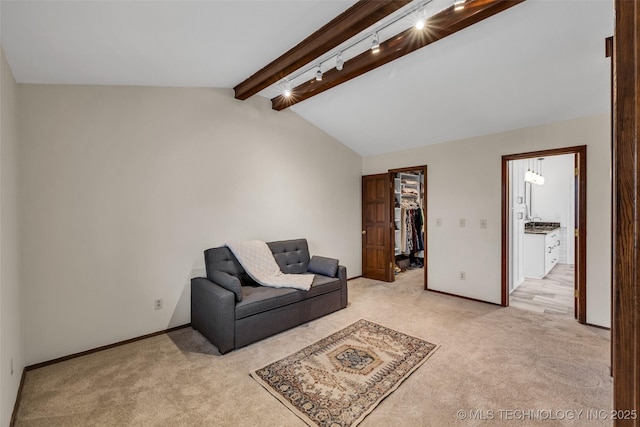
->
{"left": 191, "top": 238, "right": 348, "bottom": 354}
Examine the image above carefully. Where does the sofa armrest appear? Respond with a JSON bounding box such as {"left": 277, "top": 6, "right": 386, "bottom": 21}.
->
{"left": 337, "top": 265, "right": 348, "bottom": 308}
{"left": 191, "top": 277, "right": 235, "bottom": 354}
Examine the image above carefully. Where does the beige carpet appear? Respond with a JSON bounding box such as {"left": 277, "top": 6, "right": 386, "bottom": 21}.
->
{"left": 15, "top": 269, "right": 612, "bottom": 426}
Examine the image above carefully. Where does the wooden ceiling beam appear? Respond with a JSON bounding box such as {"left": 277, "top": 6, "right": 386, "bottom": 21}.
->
{"left": 233, "top": 0, "right": 412, "bottom": 101}
{"left": 272, "top": 0, "right": 525, "bottom": 111}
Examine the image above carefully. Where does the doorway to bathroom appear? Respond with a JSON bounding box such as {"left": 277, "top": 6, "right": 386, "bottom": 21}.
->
{"left": 501, "top": 146, "right": 586, "bottom": 323}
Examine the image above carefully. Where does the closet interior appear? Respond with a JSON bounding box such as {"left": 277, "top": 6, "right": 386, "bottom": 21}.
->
{"left": 393, "top": 170, "right": 425, "bottom": 275}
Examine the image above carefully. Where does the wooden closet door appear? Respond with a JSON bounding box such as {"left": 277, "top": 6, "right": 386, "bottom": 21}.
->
{"left": 361, "top": 174, "right": 393, "bottom": 282}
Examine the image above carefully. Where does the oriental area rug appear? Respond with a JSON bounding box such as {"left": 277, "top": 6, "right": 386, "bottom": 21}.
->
{"left": 250, "top": 319, "right": 439, "bottom": 426}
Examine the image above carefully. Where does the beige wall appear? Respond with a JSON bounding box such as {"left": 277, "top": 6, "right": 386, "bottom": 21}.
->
{"left": 1, "top": 48, "right": 23, "bottom": 427}
{"left": 17, "top": 85, "right": 362, "bottom": 364}
{"left": 363, "top": 114, "right": 611, "bottom": 327}
{"left": 10, "top": 80, "right": 612, "bottom": 370}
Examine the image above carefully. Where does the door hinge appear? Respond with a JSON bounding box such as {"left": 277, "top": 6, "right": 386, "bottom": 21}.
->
{"left": 575, "top": 167, "right": 579, "bottom": 176}
{"left": 575, "top": 228, "right": 579, "bottom": 237}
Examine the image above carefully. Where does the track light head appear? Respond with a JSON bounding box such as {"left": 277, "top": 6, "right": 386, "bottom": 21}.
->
{"left": 371, "top": 33, "right": 380, "bottom": 53}
{"left": 415, "top": 7, "right": 426, "bottom": 30}
{"left": 454, "top": 0, "right": 466, "bottom": 11}
{"left": 315, "top": 65, "right": 322, "bottom": 81}
{"left": 281, "top": 79, "right": 292, "bottom": 97}
{"left": 336, "top": 52, "right": 344, "bottom": 71}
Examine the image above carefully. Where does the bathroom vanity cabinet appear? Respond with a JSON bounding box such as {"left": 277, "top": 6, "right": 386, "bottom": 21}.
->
{"left": 524, "top": 224, "right": 560, "bottom": 279}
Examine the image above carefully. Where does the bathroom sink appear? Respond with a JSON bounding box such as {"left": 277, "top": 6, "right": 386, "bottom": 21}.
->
{"left": 524, "top": 222, "right": 560, "bottom": 233}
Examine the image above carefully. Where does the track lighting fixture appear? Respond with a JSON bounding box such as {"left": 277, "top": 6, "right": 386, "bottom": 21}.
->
{"left": 276, "top": 0, "right": 442, "bottom": 98}
{"left": 415, "top": 7, "right": 426, "bottom": 30}
{"left": 371, "top": 33, "right": 380, "bottom": 53}
{"left": 454, "top": 0, "right": 466, "bottom": 11}
{"left": 261, "top": 0, "right": 524, "bottom": 110}
{"left": 281, "top": 79, "right": 292, "bottom": 98}
{"left": 336, "top": 52, "right": 344, "bottom": 71}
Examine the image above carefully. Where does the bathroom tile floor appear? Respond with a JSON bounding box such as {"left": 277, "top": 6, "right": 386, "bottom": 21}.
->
{"left": 510, "top": 264, "right": 574, "bottom": 317}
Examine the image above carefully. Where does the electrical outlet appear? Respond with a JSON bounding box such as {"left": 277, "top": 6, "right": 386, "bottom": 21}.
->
{"left": 480, "top": 219, "right": 487, "bottom": 229}
{"left": 436, "top": 218, "right": 442, "bottom": 227}
{"left": 154, "top": 299, "right": 163, "bottom": 310}
{"left": 459, "top": 218, "right": 466, "bottom": 228}
{"left": 459, "top": 271, "right": 466, "bottom": 280}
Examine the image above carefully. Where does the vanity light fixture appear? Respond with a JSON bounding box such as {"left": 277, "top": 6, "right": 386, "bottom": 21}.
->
{"left": 536, "top": 158, "right": 545, "bottom": 185}
{"left": 525, "top": 157, "right": 545, "bottom": 185}
{"left": 525, "top": 158, "right": 536, "bottom": 183}
{"left": 532, "top": 158, "right": 542, "bottom": 185}
{"left": 525, "top": 170, "right": 535, "bottom": 183}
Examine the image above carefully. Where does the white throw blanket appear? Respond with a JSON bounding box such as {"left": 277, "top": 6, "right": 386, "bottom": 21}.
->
{"left": 226, "top": 240, "right": 313, "bottom": 291}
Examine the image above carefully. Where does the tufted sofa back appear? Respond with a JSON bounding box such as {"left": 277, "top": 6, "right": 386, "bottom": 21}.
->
{"left": 204, "top": 246, "right": 252, "bottom": 285}
{"left": 267, "top": 239, "right": 310, "bottom": 274}
{"left": 204, "top": 239, "right": 311, "bottom": 285}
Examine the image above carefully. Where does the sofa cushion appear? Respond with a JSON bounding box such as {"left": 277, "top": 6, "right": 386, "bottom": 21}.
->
{"left": 307, "top": 274, "right": 342, "bottom": 297}
{"left": 308, "top": 255, "right": 339, "bottom": 277}
{"left": 235, "top": 275, "right": 342, "bottom": 320}
{"left": 211, "top": 271, "right": 243, "bottom": 302}
{"left": 235, "top": 286, "right": 301, "bottom": 320}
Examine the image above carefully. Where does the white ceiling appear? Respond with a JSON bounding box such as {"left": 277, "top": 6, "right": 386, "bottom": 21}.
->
{"left": 1, "top": 0, "right": 613, "bottom": 156}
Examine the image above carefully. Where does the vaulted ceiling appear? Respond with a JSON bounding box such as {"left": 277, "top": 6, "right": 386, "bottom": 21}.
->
{"left": 1, "top": 0, "right": 613, "bottom": 156}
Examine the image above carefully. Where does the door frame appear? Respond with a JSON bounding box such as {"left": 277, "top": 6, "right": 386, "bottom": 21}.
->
{"left": 389, "top": 165, "right": 428, "bottom": 289}
{"left": 612, "top": 0, "right": 640, "bottom": 416}
{"left": 501, "top": 145, "right": 587, "bottom": 323}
